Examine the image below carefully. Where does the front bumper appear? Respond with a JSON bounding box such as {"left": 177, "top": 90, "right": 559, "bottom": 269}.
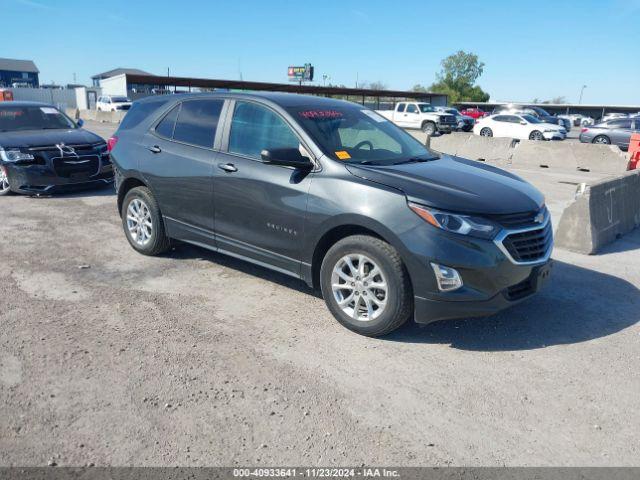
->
{"left": 414, "top": 261, "right": 552, "bottom": 324}
{"left": 543, "top": 131, "right": 566, "bottom": 140}
{"left": 3, "top": 160, "right": 114, "bottom": 194}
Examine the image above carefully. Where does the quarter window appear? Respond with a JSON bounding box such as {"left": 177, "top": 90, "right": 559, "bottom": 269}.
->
{"left": 229, "top": 102, "right": 299, "bottom": 159}
{"left": 155, "top": 104, "right": 180, "bottom": 138}
{"left": 172, "top": 99, "right": 224, "bottom": 148}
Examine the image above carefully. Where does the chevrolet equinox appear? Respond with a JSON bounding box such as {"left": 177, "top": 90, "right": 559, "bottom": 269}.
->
{"left": 110, "top": 93, "right": 553, "bottom": 337}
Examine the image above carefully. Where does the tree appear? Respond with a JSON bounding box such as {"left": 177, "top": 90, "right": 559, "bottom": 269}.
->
{"left": 428, "top": 51, "right": 490, "bottom": 103}
{"left": 368, "top": 81, "right": 387, "bottom": 91}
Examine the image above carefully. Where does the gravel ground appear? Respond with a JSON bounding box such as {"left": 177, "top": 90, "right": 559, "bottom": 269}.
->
{"left": 1, "top": 121, "right": 639, "bottom": 467}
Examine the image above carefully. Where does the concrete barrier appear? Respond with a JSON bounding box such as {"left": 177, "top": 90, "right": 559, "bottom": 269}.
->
{"left": 510, "top": 140, "right": 578, "bottom": 171}
{"left": 65, "top": 108, "right": 79, "bottom": 120}
{"left": 555, "top": 170, "right": 640, "bottom": 254}
{"left": 571, "top": 143, "right": 630, "bottom": 174}
{"left": 455, "top": 135, "right": 517, "bottom": 165}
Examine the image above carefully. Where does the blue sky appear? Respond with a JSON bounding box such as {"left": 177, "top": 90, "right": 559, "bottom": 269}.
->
{"left": 5, "top": 0, "right": 639, "bottom": 104}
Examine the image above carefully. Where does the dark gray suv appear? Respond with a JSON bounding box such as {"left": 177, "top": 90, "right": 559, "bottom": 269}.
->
{"left": 110, "top": 92, "right": 553, "bottom": 337}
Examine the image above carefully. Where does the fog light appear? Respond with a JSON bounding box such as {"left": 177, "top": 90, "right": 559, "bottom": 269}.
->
{"left": 430, "top": 263, "right": 463, "bottom": 292}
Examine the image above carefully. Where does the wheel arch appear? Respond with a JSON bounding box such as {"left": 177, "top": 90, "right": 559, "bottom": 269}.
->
{"left": 117, "top": 176, "right": 148, "bottom": 217}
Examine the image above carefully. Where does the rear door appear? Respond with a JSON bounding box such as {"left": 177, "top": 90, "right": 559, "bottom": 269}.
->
{"left": 213, "top": 100, "right": 315, "bottom": 276}
{"left": 608, "top": 119, "right": 632, "bottom": 148}
{"left": 140, "top": 98, "right": 225, "bottom": 247}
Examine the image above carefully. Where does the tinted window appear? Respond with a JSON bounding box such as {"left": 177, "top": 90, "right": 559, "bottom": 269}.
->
{"left": 229, "top": 102, "right": 299, "bottom": 159}
{"left": 396, "top": 103, "right": 406, "bottom": 112}
{"left": 493, "top": 116, "right": 509, "bottom": 122}
{"left": 609, "top": 119, "right": 632, "bottom": 129}
{"left": 0, "top": 105, "right": 75, "bottom": 131}
{"left": 119, "top": 100, "right": 169, "bottom": 131}
{"left": 154, "top": 104, "right": 180, "bottom": 138}
{"left": 406, "top": 104, "right": 418, "bottom": 113}
{"left": 173, "top": 99, "right": 224, "bottom": 148}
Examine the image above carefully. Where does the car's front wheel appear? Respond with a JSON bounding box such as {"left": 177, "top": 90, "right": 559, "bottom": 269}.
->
{"left": 320, "top": 235, "right": 412, "bottom": 337}
{"left": 479, "top": 127, "right": 493, "bottom": 137}
{"left": 121, "top": 186, "right": 170, "bottom": 256}
{"left": 529, "top": 130, "right": 544, "bottom": 141}
{"left": 421, "top": 122, "right": 436, "bottom": 135}
{"left": 0, "top": 166, "right": 12, "bottom": 196}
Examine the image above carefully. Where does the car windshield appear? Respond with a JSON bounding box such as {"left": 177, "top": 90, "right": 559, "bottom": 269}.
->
{"left": 531, "top": 107, "right": 551, "bottom": 116}
{"left": 418, "top": 104, "right": 435, "bottom": 113}
{"left": 0, "top": 105, "right": 76, "bottom": 132}
{"left": 111, "top": 96, "right": 130, "bottom": 103}
{"left": 521, "top": 114, "right": 542, "bottom": 124}
{"left": 445, "top": 108, "right": 460, "bottom": 115}
{"left": 288, "top": 106, "right": 438, "bottom": 165}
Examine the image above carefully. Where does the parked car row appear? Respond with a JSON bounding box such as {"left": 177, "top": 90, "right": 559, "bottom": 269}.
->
{"left": 1, "top": 94, "right": 554, "bottom": 338}
{"left": 473, "top": 113, "right": 567, "bottom": 141}
{"left": 579, "top": 116, "right": 640, "bottom": 150}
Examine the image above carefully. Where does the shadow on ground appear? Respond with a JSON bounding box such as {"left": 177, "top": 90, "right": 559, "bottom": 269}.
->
{"left": 386, "top": 260, "right": 639, "bottom": 351}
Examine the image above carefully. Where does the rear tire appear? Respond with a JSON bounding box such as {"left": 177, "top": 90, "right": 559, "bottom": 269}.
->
{"left": 529, "top": 130, "right": 544, "bottom": 141}
{"left": 121, "top": 186, "right": 170, "bottom": 256}
{"left": 593, "top": 135, "right": 611, "bottom": 145}
{"left": 320, "top": 235, "right": 412, "bottom": 337}
{"left": 479, "top": 127, "right": 493, "bottom": 137}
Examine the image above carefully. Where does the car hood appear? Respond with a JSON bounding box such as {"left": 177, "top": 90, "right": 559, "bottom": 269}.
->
{"left": 345, "top": 155, "right": 544, "bottom": 215}
{"left": 539, "top": 122, "right": 565, "bottom": 131}
{"left": 0, "top": 128, "right": 103, "bottom": 149}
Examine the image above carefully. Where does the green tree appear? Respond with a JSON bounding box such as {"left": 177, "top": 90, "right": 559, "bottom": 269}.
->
{"left": 368, "top": 81, "right": 387, "bottom": 91}
{"left": 428, "top": 51, "right": 490, "bottom": 103}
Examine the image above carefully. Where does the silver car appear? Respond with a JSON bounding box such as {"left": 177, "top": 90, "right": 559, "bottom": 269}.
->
{"left": 579, "top": 117, "right": 640, "bottom": 150}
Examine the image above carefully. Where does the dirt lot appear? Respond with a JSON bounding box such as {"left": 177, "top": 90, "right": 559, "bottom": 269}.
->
{"left": 1, "top": 121, "right": 639, "bottom": 467}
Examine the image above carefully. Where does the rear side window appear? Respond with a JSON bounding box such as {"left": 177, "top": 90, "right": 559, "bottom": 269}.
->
{"left": 608, "top": 119, "right": 632, "bottom": 129}
{"left": 155, "top": 105, "right": 180, "bottom": 138}
{"left": 172, "top": 99, "right": 224, "bottom": 148}
{"left": 119, "top": 100, "right": 168, "bottom": 131}
{"left": 228, "top": 102, "right": 299, "bottom": 159}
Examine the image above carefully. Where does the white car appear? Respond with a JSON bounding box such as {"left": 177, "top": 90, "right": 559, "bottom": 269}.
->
{"left": 473, "top": 114, "right": 567, "bottom": 141}
{"left": 96, "top": 95, "right": 132, "bottom": 112}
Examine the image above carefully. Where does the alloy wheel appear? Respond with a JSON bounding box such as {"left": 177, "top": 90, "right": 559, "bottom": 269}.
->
{"left": 0, "top": 167, "right": 10, "bottom": 193}
{"left": 530, "top": 131, "right": 543, "bottom": 141}
{"left": 331, "top": 254, "right": 388, "bottom": 322}
{"left": 480, "top": 128, "right": 492, "bottom": 137}
{"left": 126, "top": 198, "right": 153, "bottom": 246}
{"left": 594, "top": 136, "right": 610, "bottom": 144}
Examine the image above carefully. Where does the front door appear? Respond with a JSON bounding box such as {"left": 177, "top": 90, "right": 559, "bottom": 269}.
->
{"left": 213, "top": 100, "right": 314, "bottom": 276}
{"left": 404, "top": 103, "right": 421, "bottom": 128}
{"left": 140, "top": 98, "right": 225, "bottom": 246}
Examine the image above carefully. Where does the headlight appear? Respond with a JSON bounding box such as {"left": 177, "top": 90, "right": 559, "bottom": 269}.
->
{"left": 408, "top": 203, "right": 499, "bottom": 239}
{"left": 0, "top": 148, "right": 35, "bottom": 163}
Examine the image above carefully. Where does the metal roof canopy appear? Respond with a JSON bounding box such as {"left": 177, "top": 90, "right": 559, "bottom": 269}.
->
{"left": 125, "top": 74, "right": 447, "bottom": 102}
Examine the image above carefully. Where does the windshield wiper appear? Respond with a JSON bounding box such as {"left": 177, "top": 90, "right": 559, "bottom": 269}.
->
{"left": 392, "top": 157, "right": 436, "bottom": 165}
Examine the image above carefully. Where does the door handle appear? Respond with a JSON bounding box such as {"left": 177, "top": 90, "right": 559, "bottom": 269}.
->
{"left": 218, "top": 163, "right": 238, "bottom": 173}
{"left": 147, "top": 145, "right": 162, "bottom": 154}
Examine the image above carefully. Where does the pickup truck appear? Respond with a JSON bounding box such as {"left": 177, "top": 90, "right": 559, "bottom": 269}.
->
{"left": 376, "top": 102, "right": 457, "bottom": 135}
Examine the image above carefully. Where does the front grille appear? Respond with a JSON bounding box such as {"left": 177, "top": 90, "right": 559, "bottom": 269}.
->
{"left": 440, "top": 115, "right": 456, "bottom": 124}
{"left": 52, "top": 155, "right": 100, "bottom": 179}
{"left": 502, "top": 221, "right": 553, "bottom": 263}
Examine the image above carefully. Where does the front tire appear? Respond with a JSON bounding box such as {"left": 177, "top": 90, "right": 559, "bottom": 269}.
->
{"left": 479, "top": 127, "right": 493, "bottom": 137}
{"left": 421, "top": 122, "right": 436, "bottom": 136}
{"left": 529, "top": 130, "right": 544, "bottom": 141}
{"left": 121, "top": 186, "right": 170, "bottom": 256}
{"left": 0, "top": 166, "right": 12, "bottom": 196}
{"left": 593, "top": 135, "right": 611, "bottom": 145}
{"left": 320, "top": 235, "right": 412, "bottom": 337}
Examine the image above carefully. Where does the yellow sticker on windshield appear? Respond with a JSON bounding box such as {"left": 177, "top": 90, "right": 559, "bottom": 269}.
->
{"left": 335, "top": 151, "right": 351, "bottom": 160}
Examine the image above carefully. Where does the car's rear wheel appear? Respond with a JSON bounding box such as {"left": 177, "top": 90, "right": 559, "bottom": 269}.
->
{"left": 421, "top": 122, "right": 436, "bottom": 135}
{"left": 0, "top": 166, "right": 12, "bottom": 196}
{"left": 122, "top": 186, "right": 170, "bottom": 256}
{"left": 593, "top": 135, "right": 611, "bottom": 145}
{"left": 320, "top": 235, "right": 412, "bottom": 337}
{"left": 529, "top": 130, "right": 544, "bottom": 141}
{"left": 480, "top": 127, "right": 493, "bottom": 137}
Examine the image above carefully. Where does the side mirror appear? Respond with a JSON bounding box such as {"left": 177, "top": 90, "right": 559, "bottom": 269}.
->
{"left": 77, "top": 118, "right": 84, "bottom": 127}
{"left": 261, "top": 148, "right": 313, "bottom": 169}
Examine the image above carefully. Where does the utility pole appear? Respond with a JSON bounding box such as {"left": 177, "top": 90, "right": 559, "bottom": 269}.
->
{"left": 579, "top": 85, "right": 587, "bottom": 104}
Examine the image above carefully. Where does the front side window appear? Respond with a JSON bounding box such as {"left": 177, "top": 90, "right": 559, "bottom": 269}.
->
{"left": 521, "top": 114, "right": 542, "bottom": 124}
{"left": 288, "top": 106, "right": 436, "bottom": 165}
{"left": 172, "top": 99, "right": 224, "bottom": 148}
{"left": 493, "top": 116, "right": 508, "bottom": 122}
{"left": 609, "top": 119, "right": 632, "bottom": 129}
{"left": 0, "top": 106, "right": 75, "bottom": 131}
{"left": 406, "top": 104, "right": 418, "bottom": 114}
{"left": 229, "top": 102, "right": 300, "bottom": 159}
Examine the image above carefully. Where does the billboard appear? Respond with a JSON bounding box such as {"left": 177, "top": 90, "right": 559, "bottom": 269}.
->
{"left": 288, "top": 63, "right": 314, "bottom": 82}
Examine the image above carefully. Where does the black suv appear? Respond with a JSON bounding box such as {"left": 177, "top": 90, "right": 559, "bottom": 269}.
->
{"left": 0, "top": 102, "right": 113, "bottom": 195}
{"left": 110, "top": 93, "right": 553, "bottom": 337}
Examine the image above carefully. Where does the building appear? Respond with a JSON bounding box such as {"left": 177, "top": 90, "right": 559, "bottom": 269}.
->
{"left": 91, "top": 68, "right": 153, "bottom": 87}
{"left": 0, "top": 58, "right": 39, "bottom": 88}
{"left": 94, "top": 72, "right": 448, "bottom": 109}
